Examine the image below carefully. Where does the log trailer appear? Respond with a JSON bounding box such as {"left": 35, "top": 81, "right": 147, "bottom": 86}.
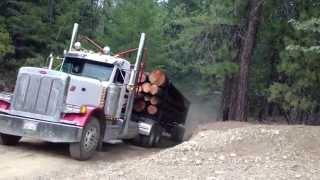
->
{"left": 0, "top": 23, "right": 190, "bottom": 160}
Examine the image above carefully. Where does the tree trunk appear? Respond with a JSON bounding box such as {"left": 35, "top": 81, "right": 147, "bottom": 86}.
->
{"left": 220, "top": 26, "right": 242, "bottom": 121}
{"left": 47, "top": 0, "right": 55, "bottom": 24}
{"left": 229, "top": 75, "right": 240, "bottom": 120}
{"left": 266, "top": 48, "right": 278, "bottom": 119}
{"left": 221, "top": 77, "right": 232, "bottom": 121}
{"left": 221, "top": 75, "right": 239, "bottom": 121}
{"left": 235, "top": 0, "right": 263, "bottom": 121}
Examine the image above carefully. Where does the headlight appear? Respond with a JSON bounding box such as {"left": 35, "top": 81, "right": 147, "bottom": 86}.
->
{"left": 80, "top": 105, "right": 87, "bottom": 114}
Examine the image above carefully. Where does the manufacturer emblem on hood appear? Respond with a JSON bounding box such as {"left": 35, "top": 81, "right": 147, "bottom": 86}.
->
{"left": 39, "top": 70, "right": 48, "bottom": 74}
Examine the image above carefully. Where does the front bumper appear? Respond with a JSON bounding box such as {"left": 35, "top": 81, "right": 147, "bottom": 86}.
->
{"left": 0, "top": 113, "right": 83, "bottom": 143}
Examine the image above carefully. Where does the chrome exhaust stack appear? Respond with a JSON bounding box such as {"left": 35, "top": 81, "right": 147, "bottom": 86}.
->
{"left": 128, "top": 33, "right": 146, "bottom": 87}
{"left": 69, "top": 23, "right": 79, "bottom": 52}
{"left": 48, "top": 53, "right": 54, "bottom": 70}
{"left": 120, "top": 33, "right": 146, "bottom": 138}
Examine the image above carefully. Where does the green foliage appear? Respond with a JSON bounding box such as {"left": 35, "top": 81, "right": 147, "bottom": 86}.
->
{"left": 0, "top": 0, "right": 319, "bottom": 121}
{"left": 291, "top": 18, "right": 320, "bottom": 33}
{"left": 101, "top": 0, "right": 167, "bottom": 68}
{"left": 23, "top": 55, "right": 46, "bottom": 68}
{"left": 0, "top": 0, "right": 108, "bottom": 69}
{"left": 247, "top": 0, "right": 293, "bottom": 113}
{"left": 0, "top": 19, "right": 13, "bottom": 56}
{"left": 269, "top": 17, "right": 320, "bottom": 113}
{"left": 162, "top": 0, "right": 248, "bottom": 98}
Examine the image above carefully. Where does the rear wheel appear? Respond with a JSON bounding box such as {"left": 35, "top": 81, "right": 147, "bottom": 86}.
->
{"left": 69, "top": 117, "right": 101, "bottom": 161}
{"left": 139, "top": 123, "right": 162, "bottom": 147}
{"left": 0, "top": 133, "right": 21, "bottom": 146}
{"left": 171, "top": 124, "right": 185, "bottom": 143}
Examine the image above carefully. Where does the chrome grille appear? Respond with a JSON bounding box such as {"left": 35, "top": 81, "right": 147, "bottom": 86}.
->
{"left": 11, "top": 70, "right": 68, "bottom": 121}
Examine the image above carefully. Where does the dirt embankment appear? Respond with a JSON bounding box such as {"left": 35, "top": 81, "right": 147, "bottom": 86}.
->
{"left": 1, "top": 122, "right": 320, "bottom": 180}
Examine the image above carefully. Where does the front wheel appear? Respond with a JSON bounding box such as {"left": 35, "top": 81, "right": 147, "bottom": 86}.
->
{"left": 69, "top": 117, "right": 101, "bottom": 161}
{"left": 0, "top": 133, "right": 21, "bottom": 146}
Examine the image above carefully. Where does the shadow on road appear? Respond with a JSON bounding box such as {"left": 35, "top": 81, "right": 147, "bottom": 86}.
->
{"left": 13, "top": 137, "right": 179, "bottom": 162}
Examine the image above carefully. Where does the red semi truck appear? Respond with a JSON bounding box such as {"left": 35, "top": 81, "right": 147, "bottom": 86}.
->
{"left": 0, "top": 23, "right": 190, "bottom": 160}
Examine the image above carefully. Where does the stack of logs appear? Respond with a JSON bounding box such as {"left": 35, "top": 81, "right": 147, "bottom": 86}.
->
{"left": 133, "top": 69, "right": 190, "bottom": 126}
{"left": 133, "top": 69, "right": 167, "bottom": 115}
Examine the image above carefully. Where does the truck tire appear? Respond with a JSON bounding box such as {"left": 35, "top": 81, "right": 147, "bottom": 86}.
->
{"left": 140, "top": 123, "right": 162, "bottom": 147}
{"left": 171, "top": 124, "right": 185, "bottom": 143}
{"left": 0, "top": 133, "right": 21, "bottom": 146}
{"left": 69, "top": 117, "right": 101, "bottom": 161}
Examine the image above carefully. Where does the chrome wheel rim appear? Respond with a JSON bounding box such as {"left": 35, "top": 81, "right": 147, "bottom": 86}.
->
{"left": 149, "top": 131, "right": 156, "bottom": 146}
{"left": 83, "top": 127, "right": 98, "bottom": 152}
{"left": 154, "top": 132, "right": 161, "bottom": 145}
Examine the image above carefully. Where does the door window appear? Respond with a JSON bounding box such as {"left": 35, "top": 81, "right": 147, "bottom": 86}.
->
{"left": 114, "top": 69, "right": 126, "bottom": 84}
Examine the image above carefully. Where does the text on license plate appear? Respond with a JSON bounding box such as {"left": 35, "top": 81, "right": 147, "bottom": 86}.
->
{"left": 23, "top": 121, "right": 38, "bottom": 131}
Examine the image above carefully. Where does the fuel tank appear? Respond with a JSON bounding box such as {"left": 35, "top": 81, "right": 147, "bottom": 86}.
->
{"left": 104, "top": 84, "right": 122, "bottom": 119}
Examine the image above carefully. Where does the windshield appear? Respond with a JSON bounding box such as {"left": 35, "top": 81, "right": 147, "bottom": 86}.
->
{"left": 62, "top": 57, "right": 114, "bottom": 81}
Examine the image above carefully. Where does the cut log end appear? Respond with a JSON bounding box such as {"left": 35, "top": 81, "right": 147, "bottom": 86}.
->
{"left": 149, "top": 70, "right": 167, "bottom": 87}
{"left": 141, "top": 82, "right": 152, "bottom": 93}
{"left": 150, "top": 96, "right": 160, "bottom": 105}
{"left": 150, "top": 84, "right": 160, "bottom": 95}
{"left": 147, "top": 105, "right": 158, "bottom": 115}
{"left": 133, "top": 100, "right": 146, "bottom": 113}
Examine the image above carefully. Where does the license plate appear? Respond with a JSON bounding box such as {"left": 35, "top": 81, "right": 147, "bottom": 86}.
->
{"left": 23, "top": 121, "right": 38, "bottom": 131}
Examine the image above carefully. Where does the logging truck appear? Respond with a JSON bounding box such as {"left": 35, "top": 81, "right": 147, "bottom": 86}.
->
{"left": 0, "top": 24, "right": 190, "bottom": 160}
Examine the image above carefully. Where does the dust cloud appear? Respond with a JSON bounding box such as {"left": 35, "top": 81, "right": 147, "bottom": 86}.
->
{"left": 184, "top": 95, "right": 221, "bottom": 140}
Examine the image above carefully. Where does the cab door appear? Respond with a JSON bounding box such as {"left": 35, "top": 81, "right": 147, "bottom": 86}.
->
{"left": 113, "top": 68, "right": 129, "bottom": 119}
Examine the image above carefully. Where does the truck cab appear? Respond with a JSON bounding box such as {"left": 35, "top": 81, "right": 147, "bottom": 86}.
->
{"left": 0, "top": 24, "right": 160, "bottom": 160}
{"left": 61, "top": 51, "right": 131, "bottom": 122}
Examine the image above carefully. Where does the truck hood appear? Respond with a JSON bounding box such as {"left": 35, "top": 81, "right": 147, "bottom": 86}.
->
{"left": 66, "top": 75, "right": 107, "bottom": 108}
{"left": 7, "top": 67, "right": 108, "bottom": 122}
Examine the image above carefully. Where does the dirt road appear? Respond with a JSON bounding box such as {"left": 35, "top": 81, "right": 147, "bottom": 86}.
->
{"left": 0, "top": 139, "right": 160, "bottom": 180}
{"left": 1, "top": 122, "right": 320, "bottom": 180}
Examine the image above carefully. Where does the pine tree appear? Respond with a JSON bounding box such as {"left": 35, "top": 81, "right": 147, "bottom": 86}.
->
{"left": 269, "top": 18, "right": 320, "bottom": 124}
{"left": 0, "top": 17, "right": 13, "bottom": 57}
{"left": 100, "top": 0, "right": 166, "bottom": 68}
{"left": 163, "top": 0, "right": 246, "bottom": 101}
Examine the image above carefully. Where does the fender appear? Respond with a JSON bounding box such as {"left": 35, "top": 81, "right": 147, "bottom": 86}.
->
{"left": 62, "top": 106, "right": 104, "bottom": 127}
